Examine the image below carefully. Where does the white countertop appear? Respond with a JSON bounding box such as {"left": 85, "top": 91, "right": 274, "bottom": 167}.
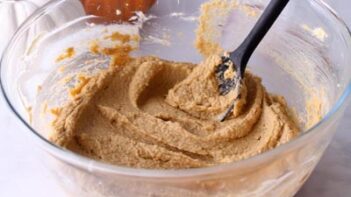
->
{"left": 0, "top": 0, "right": 350, "bottom": 196}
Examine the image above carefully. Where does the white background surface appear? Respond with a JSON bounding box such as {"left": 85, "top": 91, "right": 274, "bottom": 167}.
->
{"left": 0, "top": 0, "right": 350, "bottom": 196}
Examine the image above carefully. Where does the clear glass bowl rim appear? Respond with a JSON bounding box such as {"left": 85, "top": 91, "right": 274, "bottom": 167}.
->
{"left": 1, "top": 0, "right": 351, "bottom": 178}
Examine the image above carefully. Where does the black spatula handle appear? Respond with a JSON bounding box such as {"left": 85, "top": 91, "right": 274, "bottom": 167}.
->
{"left": 230, "top": 0, "right": 290, "bottom": 76}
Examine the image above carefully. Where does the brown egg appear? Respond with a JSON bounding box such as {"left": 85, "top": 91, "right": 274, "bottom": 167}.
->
{"left": 81, "top": 0, "right": 156, "bottom": 22}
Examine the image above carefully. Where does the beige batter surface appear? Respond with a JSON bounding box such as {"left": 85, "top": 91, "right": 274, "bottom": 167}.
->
{"left": 50, "top": 53, "right": 299, "bottom": 169}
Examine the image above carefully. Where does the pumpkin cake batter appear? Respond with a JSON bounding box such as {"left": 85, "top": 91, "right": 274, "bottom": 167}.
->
{"left": 50, "top": 53, "right": 299, "bottom": 169}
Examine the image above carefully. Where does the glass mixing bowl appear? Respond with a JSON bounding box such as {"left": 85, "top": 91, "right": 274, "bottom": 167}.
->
{"left": 1, "top": 0, "right": 351, "bottom": 196}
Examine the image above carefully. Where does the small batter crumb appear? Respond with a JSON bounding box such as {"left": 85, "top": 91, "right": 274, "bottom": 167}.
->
{"left": 89, "top": 41, "right": 100, "bottom": 54}
{"left": 240, "top": 5, "right": 259, "bottom": 17}
{"left": 301, "top": 24, "right": 328, "bottom": 42}
{"left": 69, "top": 75, "right": 91, "bottom": 97}
{"left": 56, "top": 47, "right": 75, "bottom": 62}
{"left": 104, "top": 32, "right": 132, "bottom": 43}
{"left": 306, "top": 95, "right": 323, "bottom": 128}
{"left": 27, "top": 107, "right": 33, "bottom": 124}
{"left": 37, "top": 85, "right": 42, "bottom": 93}
{"left": 104, "top": 32, "right": 140, "bottom": 43}
{"left": 58, "top": 65, "right": 66, "bottom": 73}
{"left": 42, "top": 101, "right": 48, "bottom": 114}
{"left": 50, "top": 107, "right": 62, "bottom": 117}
